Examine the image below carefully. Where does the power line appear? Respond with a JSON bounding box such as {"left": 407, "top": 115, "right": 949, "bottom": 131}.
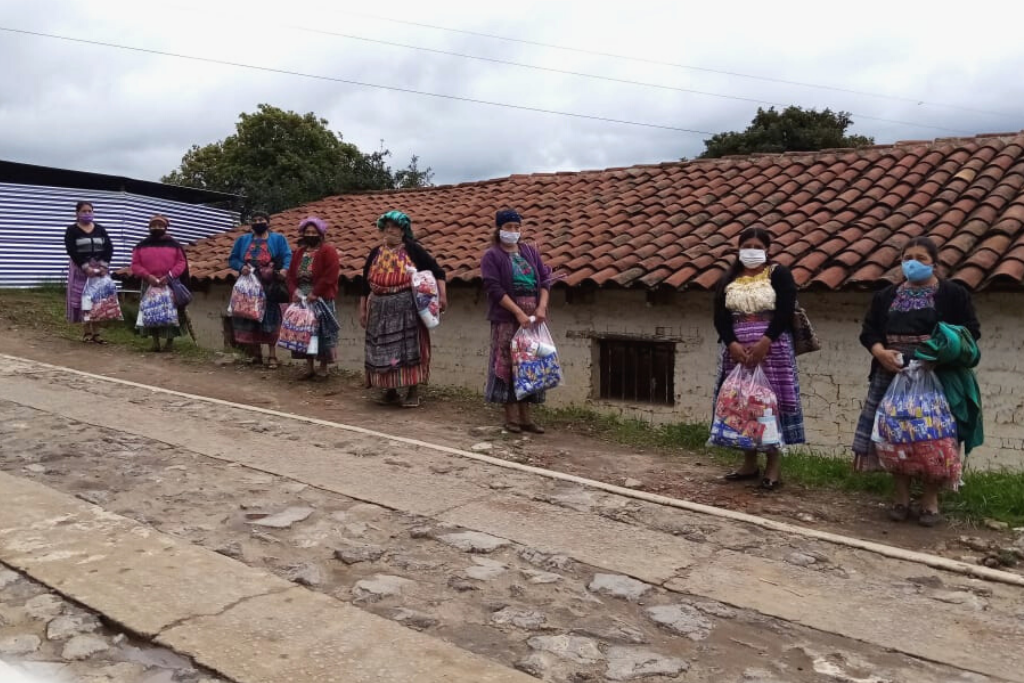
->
{"left": 323, "top": 8, "right": 1021, "bottom": 120}
{"left": 0, "top": 26, "right": 714, "bottom": 135}
{"left": 238, "top": 17, "right": 975, "bottom": 135}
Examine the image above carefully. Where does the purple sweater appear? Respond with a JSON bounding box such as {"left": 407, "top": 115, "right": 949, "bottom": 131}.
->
{"left": 481, "top": 244, "right": 552, "bottom": 323}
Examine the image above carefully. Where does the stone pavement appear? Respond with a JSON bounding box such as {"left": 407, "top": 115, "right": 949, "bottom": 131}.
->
{"left": 0, "top": 354, "right": 1022, "bottom": 682}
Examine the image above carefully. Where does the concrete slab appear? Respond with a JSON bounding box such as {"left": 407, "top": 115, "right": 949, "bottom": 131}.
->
{"left": 669, "top": 550, "right": 1024, "bottom": 682}
{"left": 159, "top": 587, "right": 535, "bottom": 683}
{"left": 0, "top": 472, "right": 289, "bottom": 636}
{"left": 440, "top": 495, "right": 710, "bottom": 584}
{"left": 0, "top": 376, "right": 488, "bottom": 517}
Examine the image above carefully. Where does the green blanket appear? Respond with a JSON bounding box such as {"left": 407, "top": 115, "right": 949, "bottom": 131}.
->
{"left": 914, "top": 322, "right": 983, "bottom": 454}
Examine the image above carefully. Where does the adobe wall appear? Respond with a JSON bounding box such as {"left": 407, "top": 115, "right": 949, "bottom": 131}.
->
{"left": 189, "top": 285, "right": 1023, "bottom": 470}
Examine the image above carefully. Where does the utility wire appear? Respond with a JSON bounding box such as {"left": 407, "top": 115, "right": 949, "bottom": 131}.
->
{"left": 245, "top": 18, "right": 976, "bottom": 135}
{"left": 0, "top": 26, "right": 714, "bottom": 135}
{"left": 320, "top": 8, "right": 1021, "bottom": 120}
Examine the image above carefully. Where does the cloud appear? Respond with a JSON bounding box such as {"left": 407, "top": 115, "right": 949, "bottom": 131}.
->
{"left": 1, "top": 0, "right": 1022, "bottom": 187}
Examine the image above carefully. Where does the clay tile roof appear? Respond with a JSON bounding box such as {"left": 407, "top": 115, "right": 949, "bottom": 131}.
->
{"left": 186, "top": 131, "right": 1024, "bottom": 291}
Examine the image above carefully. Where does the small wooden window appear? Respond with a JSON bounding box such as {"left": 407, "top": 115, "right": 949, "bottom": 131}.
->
{"left": 597, "top": 339, "right": 675, "bottom": 405}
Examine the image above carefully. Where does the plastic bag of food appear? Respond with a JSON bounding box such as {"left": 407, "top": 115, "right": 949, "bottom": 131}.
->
{"left": 81, "top": 275, "right": 123, "bottom": 322}
{"left": 408, "top": 267, "right": 441, "bottom": 329}
{"left": 709, "top": 364, "right": 783, "bottom": 450}
{"left": 139, "top": 285, "right": 178, "bottom": 328}
{"left": 512, "top": 321, "right": 562, "bottom": 400}
{"left": 229, "top": 273, "right": 266, "bottom": 322}
{"left": 871, "top": 361, "right": 960, "bottom": 477}
{"left": 277, "top": 301, "right": 318, "bottom": 354}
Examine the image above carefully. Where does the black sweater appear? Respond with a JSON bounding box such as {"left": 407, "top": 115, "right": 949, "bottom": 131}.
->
{"left": 64, "top": 223, "right": 113, "bottom": 267}
{"left": 361, "top": 240, "right": 446, "bottom": 296}
{"left": 713, "top": 264, "right": 797, "bottom": 345}
{"left": 860, "top": 279, "right": 981, "bottom": 349}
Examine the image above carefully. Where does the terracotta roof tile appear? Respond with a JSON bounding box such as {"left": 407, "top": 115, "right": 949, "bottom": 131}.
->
{"left": 184, "top": 131, "right": 1024, "bottom": 291}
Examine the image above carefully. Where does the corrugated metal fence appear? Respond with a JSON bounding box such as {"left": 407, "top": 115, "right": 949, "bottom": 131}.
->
{"left": 0, "top": 182, "right": 238, "bottom": 288}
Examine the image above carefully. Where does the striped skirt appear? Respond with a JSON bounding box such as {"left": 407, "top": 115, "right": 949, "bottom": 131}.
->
{"left": 712, "top": 313, "right": 805, "bottom": 447}
{"left": 485, "top": 295, "right": 544, "bottom": 404}
{"left": 364, "top": 290, "right": 430, "bottom": 389}
{"left": 65, "top": 259, "right": 89, "bottom": 323}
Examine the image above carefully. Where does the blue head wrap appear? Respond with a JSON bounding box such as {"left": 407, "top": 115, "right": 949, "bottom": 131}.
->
{"left": 496, "top": 209, "right": 522, "bottom": 228}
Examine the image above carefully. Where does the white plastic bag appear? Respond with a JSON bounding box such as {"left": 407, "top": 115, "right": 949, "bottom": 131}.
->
{"left": 408, "top": 267, "right": 441, "bottom": 329}
{"left": 229, "top": 273, "right": 266, "bottom": 322}
{"left": 708, "top": 364, "right": 783, "bottom": 451}
{"left": 511, "top": 321, "right": 562, "bottom": 400}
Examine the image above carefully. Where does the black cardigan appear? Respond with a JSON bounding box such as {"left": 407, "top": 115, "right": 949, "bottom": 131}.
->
{"left": 713, "top": 264, "right": 797, "bottom": 345}
{"left": 64, "top": 223, "right": 113, "bottom": 267}
{"left": 361, "top": 240, "right": 446, "bottom": 296}
{"left": 860, "top": 279, "right": 981, "bottom": 350}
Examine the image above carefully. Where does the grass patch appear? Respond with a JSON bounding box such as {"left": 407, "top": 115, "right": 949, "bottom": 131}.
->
{"left": 540, "top": 403, "right": 1024, "bottom": 525}
{"left": 2, "top": 287, "right": 211, "bottom": 362}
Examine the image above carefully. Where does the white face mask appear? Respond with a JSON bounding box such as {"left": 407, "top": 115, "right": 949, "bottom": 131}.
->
{"left": 499, "top": 230, "right": 521, "bottom": 245}
{"left": 739, "top": 248, "right": 767, "bottom": 268}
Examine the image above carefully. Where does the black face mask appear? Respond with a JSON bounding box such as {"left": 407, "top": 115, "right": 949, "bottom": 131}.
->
{"left": 149, "top": 229, "right": 166, "bottom": 238}
{"left": 302, "top": 236, "right": 322, "bottom": 248}
{"left": 252, "top": 223, "right": 269, "bottom": 235}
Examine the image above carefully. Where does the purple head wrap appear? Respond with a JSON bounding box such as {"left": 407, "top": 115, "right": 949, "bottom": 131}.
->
{"left": 299, "top": 216, "right": 328, "bottom": 236}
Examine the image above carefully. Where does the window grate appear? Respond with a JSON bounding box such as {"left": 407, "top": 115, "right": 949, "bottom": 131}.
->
{"left": 597, "top": 339, "right": 675, "bottom": 405}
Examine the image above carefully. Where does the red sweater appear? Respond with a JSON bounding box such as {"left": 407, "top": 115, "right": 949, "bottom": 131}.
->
{"left": 287, "top": 245, "right": 340, "bottom": 301}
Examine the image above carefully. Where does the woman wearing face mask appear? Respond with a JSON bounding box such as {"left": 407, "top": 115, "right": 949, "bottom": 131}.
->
{"left": 712, "top": 226, "right": 804, "bottom": 491}
{"left": 853, "top": 236, "right": 980, "bottom": 526}
{"left": 481, "top": 208, "right": 552, "bottom": 433}
{"left": 286, "top": 216, "right": 341, "bottom": 380}
{"left": 130, "top": 214, "right": 189, "bottom": 352}
{"left": 360, "top": 211, "right": 447, "bottom": 408}
{"left": 63, "top": 201, "right": 114, "bottom": 344}
{"left": 228, "top": 211, "right": 293, "bottom": 368}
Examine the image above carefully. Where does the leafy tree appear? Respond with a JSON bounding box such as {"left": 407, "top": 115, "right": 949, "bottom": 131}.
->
{"left": 697, "top": 106, "right": 874, "bottom": 159}
{"left": 163, "top": 104, "right": 433, "bottom": 216}
{"left": 395, "top": 155, "right": 435, "bottom": 189}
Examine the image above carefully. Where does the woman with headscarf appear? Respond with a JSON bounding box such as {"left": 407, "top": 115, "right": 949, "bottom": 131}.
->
{"left": 711, "top": 226, "right": 805, "bottom": 491}
{"left": 286, "top": 216, "right": 341, "bottom": 380}
{"left": 131, "top": 214, "right": 189, "bottom": 352}
{"left": 63, "top": 200, "right": 114, "bottom": 344}
{"left": 481, "top": 208, "right": 552, "bottom": 433}
{"left": 360, "top": 210, "right": 446, "bottom": 407}
{"left": 228, "top": 211, "right": 292, "bottom": 368}
{"left": 853, "top": 236, "right": 981, "bottom": 527}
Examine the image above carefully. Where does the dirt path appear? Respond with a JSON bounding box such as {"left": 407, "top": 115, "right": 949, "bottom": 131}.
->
{"left": 0, "top": 316, "right": 1014, "bottom": 566}
{"left": 1, "top": 358, "right": 1021, "bottom": 682}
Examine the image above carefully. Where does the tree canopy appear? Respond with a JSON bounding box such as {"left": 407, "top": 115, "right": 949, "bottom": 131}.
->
{"left": 697, "top": 106, "right": 874, "bottom": 159}
{"left": 162, "top": 104, "right": 433, "bottom": 217}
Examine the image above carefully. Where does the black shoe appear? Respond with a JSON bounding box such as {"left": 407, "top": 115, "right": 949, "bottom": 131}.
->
{"left": 724, "top": 469, "right": 761, "bottom": 482}
{"left": 759, "top": 478, "right": 783, "bottom": 492}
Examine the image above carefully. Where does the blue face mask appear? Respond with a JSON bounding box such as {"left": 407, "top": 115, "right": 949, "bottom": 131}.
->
{"left": 902, "top": 259, "right": 933, "bottom": 283}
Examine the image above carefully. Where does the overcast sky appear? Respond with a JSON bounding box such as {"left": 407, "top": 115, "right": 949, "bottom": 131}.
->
{"left": 2, "top": 0, "right": 1023, "bottom": 187}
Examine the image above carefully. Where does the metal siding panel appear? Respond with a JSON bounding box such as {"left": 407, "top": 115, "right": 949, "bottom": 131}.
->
{"left": 0, "top": 183, "right": 238, "bottom": 288}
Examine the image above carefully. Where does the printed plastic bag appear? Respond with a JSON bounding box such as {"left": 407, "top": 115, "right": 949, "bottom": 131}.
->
{"left": 229, "top": 273, "right": 266, "bottom": 322}
{"left": 277, "top": 301, "right": 318, "bottom": 354}
{"left": 511, "top": 321, "right": 562, "bottom": 400}
{"left": 709, "top": 364, "right": 783, "bottom": 450}
{"left": 140, "top": 285, "right": 178, "bottom": 328}
{"left": 408, "top": 267, "right": 441, "bottom": 329}
{"left": 871, "top": 361, "right": 960, "bottom": 476}
{"left": 81, "top": 275, "right": 123, "bottom": 323}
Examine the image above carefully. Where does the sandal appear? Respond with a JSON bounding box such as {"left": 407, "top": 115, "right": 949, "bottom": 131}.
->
{"left": 887, "top": 504, "right": 910, "bottom": 522}
{"left": 918, "top": 510, "right": 944, "bottom": 527}
{"left": 522, "top": 423, "right": 546, "bottom": 434}
{"left": 504, "top": 422, "right": 523, "bottom": 434}
{"left": 724, "top": 469, "right": 761, "bottom": 482}
{"left": 265, "top": 359, "right": 280, "bottom": 370}
{"left": 759, "top": 478, "right": 784, "bottom": 492}
{"left": 90, "top": 334, "right": 108, "bottom": 345}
